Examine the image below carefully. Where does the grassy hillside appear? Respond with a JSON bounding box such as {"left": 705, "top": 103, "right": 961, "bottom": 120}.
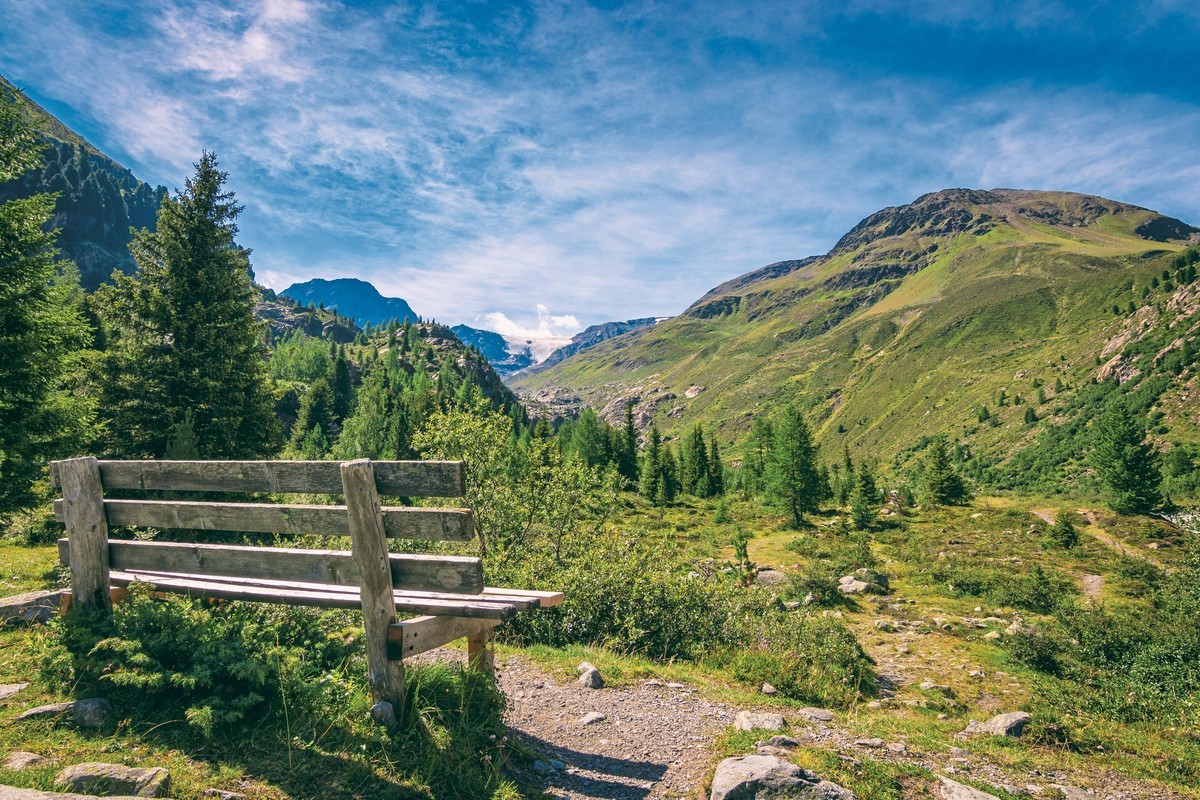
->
{"left": 515, "top": 189, "right": 1200, "bottom": 490}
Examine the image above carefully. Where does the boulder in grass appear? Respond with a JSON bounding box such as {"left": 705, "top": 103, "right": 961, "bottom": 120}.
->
{"left": 962, "top": 711, "right": 1031, "bottom": 738}
{"left": 710, "top": 755, "right": 855, "bottom": 800}
{"left": 0, "top": 591, "right": 64, "bottom": 626}
{"left": 936, "top": 775, "right": 1001, "bottom": 800}
{"left": 576, "top": 662, "right": 604, "bottom": 689}
{"left": 733, "top": 711, "right": 786, "bottom": 732}
{"left": 54, "top": 763, "right": 170, "bottom": 798}
{"left": 4, "top": 751, "right": 52, "bottom": 771}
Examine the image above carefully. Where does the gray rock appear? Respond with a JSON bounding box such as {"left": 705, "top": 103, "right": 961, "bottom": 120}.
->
{"left": 0, "top": 590, "right": 64, "bottom": 625}
{"left": 796, "top": 707, "right": 835, "bottom": 722}
{"left": 756, "top": 569, "right": 788, "bottom": 586}
{"left": 734, "top": 711, "right": 785, "bottom": 732}
{"left": 370, "top": 701, "right": 397, "bottom": 728}
{"left": 0, "top": 788, "right": 146, "bottom": 800}
{"left": 202, "top": 791, "right": 248, "bottom": 800}
{"left": 533, "top": 760, "right": 554, "bottom": 773}
{"left": 55, "top": 763, "right": 170, "bottom": 798}
{"left": 761, "top": 735, "right": 800, "bottom": 749}
{"left": 760, "top": 683, "right": 777, "bottom": 696}
{"left": 710, "top": 755, "right": 855, "bottom": 800}
{"left": 1046, "top": 785, "right": 1091, "bottom": 800}
{"left": 15, "top": 701, "right": 75, "bottom": 722}
{"left": 5, "top": 751, "right": 51, "bottom": 770}
{"left": 576, "top": 662, "right": 604, "bottom": 689}
{"left": 853, "top": 569, "right": 889, "bottom": 590}
{"left": 73, "top": 698, "right": 113, "bottom": 729}
{"left": 579, "top": 711, "right": 606, "bottom": 725}
{"left": 854, "top": 738, "right": 884, "bottom": 748}
{"left": 936, "top": 775, "right": 1000, "bottom": 800}
{"left": 548, "top": 759, "right": 568, "bottom": 771}
{"left": 837, "top": 579, "right": 872, "bottom": 595}
{"left": 962, "top": 711, "right": 1031, "bottom": 738}
{"left": 0, "top": 683, "right": 29, "bottom": 701}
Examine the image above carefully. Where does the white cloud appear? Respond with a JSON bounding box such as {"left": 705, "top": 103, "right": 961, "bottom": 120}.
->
{"left": 478, "top": 306, "right": 582, "bottom": 362}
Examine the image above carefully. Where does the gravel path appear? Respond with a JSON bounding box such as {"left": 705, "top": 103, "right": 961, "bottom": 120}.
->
{"left": 497, "top": 657, "right": 736, "bottom": 800}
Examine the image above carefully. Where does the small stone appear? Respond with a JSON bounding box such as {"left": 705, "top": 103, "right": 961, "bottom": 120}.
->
{"left": 734, "top": 711, "right": 786, "bottom": 732}
{"left": 854, "top": 738, "right": 884, "bottom": 748}
{"left": 576, "top": 662, "right": 604, "bottom": 689}
{"left": 962, "top": 711, "right": 1031, "bottom": 738}
{"left": 73, "top": 698, "right": 113, "bottom": 729}
{"left": 533, "top": 759, "right": 553, "bottom": 773}
{"left": 983, "top": 631, "right": 1002, "bottom": 641}
{"left": 549, "top": 759, "right": 568, "bottom": 771}
{"left": 0, "top": 682, "right": 30, "bottom": 701}
{"left": 55, "top": 762, "right": 171, "bottom": 798}
{"left": 762, "top": 735, "right": 800, "bottom": 749}
{"left": 643, "top": 678, "right": 664, "bottom": 687}
{"left": 866, "top": 701, "right": 882, "bottom": 709}
{"left": 370, "top": 701, "right": 397, "bottom": 728}
{"left": 796, "top": 706, "right": 835, "bottom": 722}
{"left": 874, "top": 620, "right": 895, "bottom": 632}
{"left": 886, "top": 742, "right": 906, "bottom": 753}
{"left": 666, "top": 682, "right": 686, "bottom": 689}
{"left": 968, "top": 670, "right": 985, "bottom": 678}
{"left": 760, "top": 683, "right": 777, "bottom": 696}
{"left": 203, "top": 791, "right": 248, "bottom": 800}
{"left": 5, "top": 751, "right": 51, "bottom": 770}
{"left": 579, "top": 711, "right": 606, "bottom": 725}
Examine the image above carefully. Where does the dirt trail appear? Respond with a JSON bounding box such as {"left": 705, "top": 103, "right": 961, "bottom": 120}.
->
{"left": 1033, "top": 508, "right": 1166, "bottom": 569}
{"left": 498, "top": 656, "right": 734, "bottom": 799}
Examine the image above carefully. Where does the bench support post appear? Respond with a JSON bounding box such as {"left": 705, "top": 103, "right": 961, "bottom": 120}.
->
{"left": 467, "top": 623, "right": 496, "bottom": 676}
{"left": 342, "top": 459, "right": 406, "bottom": 716}
{"left": 59, "top": 457, "right": 111, "bottom": 615}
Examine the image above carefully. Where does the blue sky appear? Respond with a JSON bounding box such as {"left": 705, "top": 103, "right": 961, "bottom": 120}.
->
{"left": 2, "top": 1, "right": 1199, "bottom": 340}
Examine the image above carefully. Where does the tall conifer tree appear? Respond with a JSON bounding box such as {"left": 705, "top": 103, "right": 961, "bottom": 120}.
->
{"left": 94, "top": 152, "right": 276, "bottom": 457}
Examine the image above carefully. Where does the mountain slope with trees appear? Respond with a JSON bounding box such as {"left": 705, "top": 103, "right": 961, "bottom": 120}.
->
{"left": 0, "top": 74, "right": 166, "bottom": 290}
{"left": 515, "top": 188, "right": 1200, "bottom": 496}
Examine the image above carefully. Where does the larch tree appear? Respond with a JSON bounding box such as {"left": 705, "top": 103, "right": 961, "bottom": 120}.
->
{"left": 1091, "top": 404, "right": 1161, "bottom": 514}
{"left": 765, "top": 405, "right": 821, "bottom": 527}
{"left": 93, "top": 152, "right": 277, "bottom": 458}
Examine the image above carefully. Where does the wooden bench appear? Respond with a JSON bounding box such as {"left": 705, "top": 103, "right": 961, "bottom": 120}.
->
{"left": 50, "top": 456, "right": 561, "bottom": 720}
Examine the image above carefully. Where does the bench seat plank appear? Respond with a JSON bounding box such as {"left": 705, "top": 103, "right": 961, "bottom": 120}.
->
{"left": 53, "top": 499, "right": 473, "bottom": 541}
{"left": 109, "top": 571, "right": 521, "bottom": 619}
{"left": 116, "top": 569, "right": 542, "bottom": 611}
{"left": 58, "top": 538, "right": 484, "bottom": 594}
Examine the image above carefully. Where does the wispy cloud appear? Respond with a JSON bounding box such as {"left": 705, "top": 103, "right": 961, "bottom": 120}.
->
{"left": 2, "top": 0, "right": 1199, "bottom": 329}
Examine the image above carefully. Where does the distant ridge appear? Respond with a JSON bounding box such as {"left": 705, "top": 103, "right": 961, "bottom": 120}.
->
{"left": 0, "top": 73, "right": 167, "bottom": 290}
{"left": 527, "top": 318, "right": 662, "bottom": 373}
{"left": 281, "top": 277, "right": 418, "bottom": 327}
{"left": 514, "top": 188, "right": 1200, "bottom": 484}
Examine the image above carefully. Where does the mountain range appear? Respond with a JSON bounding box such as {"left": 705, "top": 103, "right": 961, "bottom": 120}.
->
{"left": 514, "top": 188, "right": 1200, "bottom": 483}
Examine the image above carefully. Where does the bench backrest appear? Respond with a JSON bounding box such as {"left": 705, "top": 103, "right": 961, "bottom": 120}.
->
{"left": 50, "top": 457, "right": 480, "bottom": 611}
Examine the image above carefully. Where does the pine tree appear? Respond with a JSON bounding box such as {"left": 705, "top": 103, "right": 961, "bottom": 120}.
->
{"left": 849, "top": 464, "right": 877, "bottom": 530}
{"left": 330, "top": 346, "right": 353, "bottom": 424}
{"left": 290, "top": 378, "right": 334, "bottom": 457}
{"left": 94, "top": 152, "right": 277, "bottom": 458}
{"left": 1043, "top": 513, "right": 1079, "bottom": 549}
{"left": 639, "top": 424, "right": 662, "bottom": 501}
{"left": 616, "top": 401, "right": 639, "bottom": 483}
{"left": 708, "top": 436, "right": 725, "bottom": 496}
{"left": 683, "top": 423, "right": 711, "bottom": 497}
{"left": 922, "top": 436, "right": 969, "bottom": 505}
{"left": 0, "top": 92, "right": 92, "bottom": 508}
{"left": 1091, "top": 405, "right": 1161, "bottom": 514}
{"left": 739, "top": 415, "right": 773, "bottom": 497}
{"left": 765, "top": 405, "right": 821, "bottom": 527}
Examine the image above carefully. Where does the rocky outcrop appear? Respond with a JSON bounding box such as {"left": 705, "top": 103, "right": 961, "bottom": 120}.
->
{"left": 54, "top": 763, "right": 170, "bottom": 798}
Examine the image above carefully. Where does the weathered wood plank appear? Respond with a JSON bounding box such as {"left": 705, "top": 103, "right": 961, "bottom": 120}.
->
{"left": 57, "top": 539, "right": 484, "bottom": 594}
{"left": 386, "top": 616, "right": 500, "bottom": 660}
{"left": 52, "top": 499, "right": 472, "bottom": 541}
{"left": 57, "top": 457, "right": 111, "bottom": 614}
{"left": 467, "top": 624, "right": 496, "bottom": 675}
{"left": 105, "top": 572, "right": 519, "bottom": 618}
{"left": 342, "top": 459, "right": 406, "bottom": 710}
{"left": 114, "top": 569, "right": 538, "bottom": 610}
{"left": 482, "top": 587, "right": 564, "bottom": 608}
{"left": 51, "top": 459, "right": 465, "bottom": 497}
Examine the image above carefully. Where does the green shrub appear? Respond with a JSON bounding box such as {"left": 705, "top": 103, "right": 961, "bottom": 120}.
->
{"left": 927, "top": 562, "right": 1073, "bottom": 613}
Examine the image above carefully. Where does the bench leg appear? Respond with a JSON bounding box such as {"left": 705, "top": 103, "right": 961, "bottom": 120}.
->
{"left": 467, "top": 623, "right": 496, "bottom": 676}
